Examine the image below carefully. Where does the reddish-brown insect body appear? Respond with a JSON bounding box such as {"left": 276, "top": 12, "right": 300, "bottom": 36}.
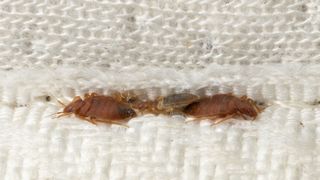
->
{"left": 57, "top": 93, "right": 137, "bottom": 126}
{"left": 183, "top": 94, "right": 262, "bottom": 124}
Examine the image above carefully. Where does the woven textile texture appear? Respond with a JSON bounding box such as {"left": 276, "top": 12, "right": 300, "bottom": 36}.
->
{"left": 0, "top": 0, "right": 320, "bottom": 180}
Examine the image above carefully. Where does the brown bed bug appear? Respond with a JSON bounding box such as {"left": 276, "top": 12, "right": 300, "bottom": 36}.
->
{"left": 183, "top": 93, "right": 262, "bottom": 125}
{"left": 118, "top": 92, "right": 200, "bottom": 115}
{"left": 56, "top": 93, "right": 137, "bottom": 126}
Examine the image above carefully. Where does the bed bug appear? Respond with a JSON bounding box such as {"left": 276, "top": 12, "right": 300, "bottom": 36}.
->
{"left": 56, "top": 93, "right": 137, "bottom": 126}
{"left": 183, "top": 93, "right": 262, "bottom": 125}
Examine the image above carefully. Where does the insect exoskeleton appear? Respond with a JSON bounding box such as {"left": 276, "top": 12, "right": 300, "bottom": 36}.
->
{"left": 110, "top": 90, "right": 157, "bottom": 114}
{"left": 183, "top": 93, "right": 262, "bottom": 125}
{"left": 156, "top": 93, "right": 200, "bottom": 114}
{"left": 117, "top": 91, "right": 200, "bottom": 115}
{"left": 56, "top": 93, "right": 137, "bottom": 126}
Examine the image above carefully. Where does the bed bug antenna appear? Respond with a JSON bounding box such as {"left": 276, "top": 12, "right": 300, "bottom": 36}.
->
{"left": 57, "top": 99, "right": 66, "bottom": 107}
{"left": 43, "top": 92, "right": 69, "bottom": 118}
{"left": 45, "top": 111, "right": 66, "bottom": 119}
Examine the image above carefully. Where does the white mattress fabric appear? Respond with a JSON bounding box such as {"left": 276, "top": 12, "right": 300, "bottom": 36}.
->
{"left": 0, "top": 0, "right": 320, "bottom": 180}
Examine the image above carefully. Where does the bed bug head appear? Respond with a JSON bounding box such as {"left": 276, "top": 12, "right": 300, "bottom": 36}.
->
{"left": 118, "top": 106, "right": 137, "bottom": 119}
{"left": 54, "top": 96, "right": 85, "bottom": 118}
{"left": 236, "top": 96, "right": 261, "bottom": 119}
{"left": 62, "top": 96, "right": 84, "bottom": 114}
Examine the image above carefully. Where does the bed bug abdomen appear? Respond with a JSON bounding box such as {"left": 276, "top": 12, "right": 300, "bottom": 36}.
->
{"left": 84, "top": 95, "right": 137, "bottom": 120}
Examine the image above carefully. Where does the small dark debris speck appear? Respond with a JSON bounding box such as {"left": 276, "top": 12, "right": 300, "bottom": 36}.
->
{"left": 300, "top": 4, "right": 308, "bottom": 12}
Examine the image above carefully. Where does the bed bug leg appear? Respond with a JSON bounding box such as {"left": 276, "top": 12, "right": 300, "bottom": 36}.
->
{"left": 247, "top": 98, "right": 263, "bottom": 113}
{"left": 167, "top": 109, "right": 185, "bottom": 116}
{"left": 211, "top": 114, "right": 235, "bottom": 126}
{"left": 240, "top": 95, "right": 248, "bottom": 100}
{"left": 111, "top": 91, "right": 126, "bottom": 102}
{"left": 55, "top": 112, "right": 72, "bottom": 118}
{"left": 237, "top": 111, "right": 247, "bottom": 120}
{"left": 88, "top": 117, "right": 98, "bottom": 125}
{"left": 87, "top": 117, "right": 129, "bottom": 127}
{"left": 108, "top": 120, "right": 129, "bottom": 128}
{"left": 84, "top": 93, "right": 98, "bottom": 98}
{"left": 185, "top": 115, "right": 219, "bottom": 123}
{"left": 98, "top": 119, "right": 129, "bottom": 127}
{"left": 46, "top": 111, "right": 64, "bottom": 118}
{"left": 186, "top": 114, "right": 235, "bottom": 125}
{"left": 84, "top": 93, "right": 90, "bottom": 98}
{"left": 253, "top": 103, "right": 262, "bottom": 113}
